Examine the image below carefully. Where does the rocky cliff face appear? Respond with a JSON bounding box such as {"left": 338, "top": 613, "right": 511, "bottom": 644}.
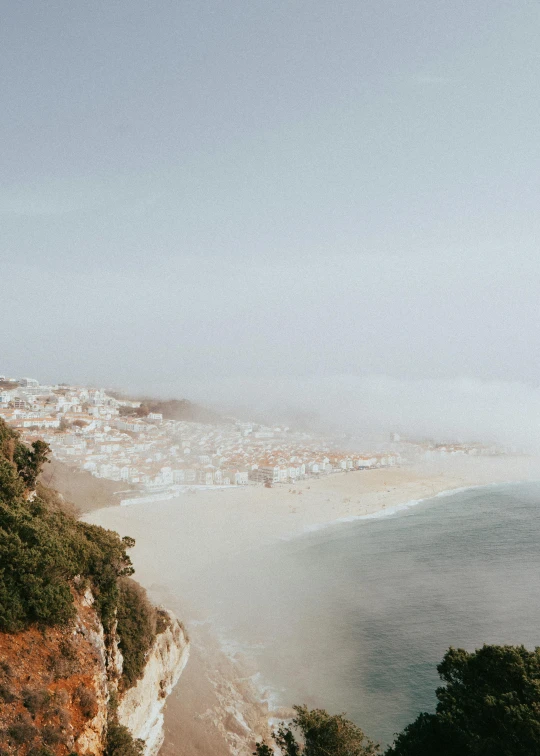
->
{"left": 117, "top": 611, "right": 190, "bottom": 756}
{"left": 74, "top": 590, "right": 114, "bottom": 754}
{"left": 0, "top": 590, "right": 189, "bottom": 756}
{"left": 0, "top": 419, "right": 189, "bottom": 755}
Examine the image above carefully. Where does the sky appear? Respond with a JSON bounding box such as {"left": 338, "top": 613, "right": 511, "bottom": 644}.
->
{"left": 1, "top": 2, "right": 539, "bottom": 445}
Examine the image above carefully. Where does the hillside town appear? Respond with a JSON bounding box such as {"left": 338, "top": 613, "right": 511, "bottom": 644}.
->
{"left": 0, "top": 374, "right": 503, "bottom": 504}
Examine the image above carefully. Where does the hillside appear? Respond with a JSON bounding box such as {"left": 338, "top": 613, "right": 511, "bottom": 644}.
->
{"left": 113, "top": 394, "right": 227, "bottom": 425}
{"left": 0, "top": 418, "right": 189, "bottom": 755}
{"left": 41, "top": 457, "right": 133, "bottom": 514}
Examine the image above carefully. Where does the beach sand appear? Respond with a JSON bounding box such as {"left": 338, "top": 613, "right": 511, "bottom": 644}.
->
{"left": 85, "top": 455, "right": 540, "bottom": 755}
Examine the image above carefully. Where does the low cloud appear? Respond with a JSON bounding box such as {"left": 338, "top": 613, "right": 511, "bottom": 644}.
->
{"left": 167, "top": 374, "right": 540, "bottom": 451}
{"left": 412, "top": 73, "right": 453, "bottom": 85}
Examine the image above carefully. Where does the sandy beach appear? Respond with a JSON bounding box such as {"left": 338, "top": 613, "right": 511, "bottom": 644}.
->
{"left": 85, "top": 455, "right": 540, "bottom": 755}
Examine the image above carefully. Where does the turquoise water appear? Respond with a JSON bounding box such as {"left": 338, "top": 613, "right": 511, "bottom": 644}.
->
{"left": 202, "top": 482, "right": 540, "bottom": 746}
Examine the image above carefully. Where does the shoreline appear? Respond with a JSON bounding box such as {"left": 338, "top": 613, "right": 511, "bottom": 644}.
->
{"left": 297, "top": 476, "right": 539, "bottom": 535}
{"left": 189, "top": 474, "right": 540, "bottom": 744}
{"left": 84, "top": 455, "right": 540, "bottom": 755}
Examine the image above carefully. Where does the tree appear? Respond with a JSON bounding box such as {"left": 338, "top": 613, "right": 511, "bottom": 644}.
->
{"left": 116, "top": 578, "right": 158, "bottom": 690}
{"left": 13, "top": 438, "right": 50, "bottom": 489}
{"left": 255, "top": 706, "right": 380, "bottom": 756}
{"left": 0, "top": 419, "right": 136, "bottom": 632}
{"left": 105, "top": 720, "right": 144, "bottom": 756}
{"left": 254, "top": 743, "right": 274, "bottom": 756}
{"left": 385, "top": 644, "right": 540, "bottom": 756}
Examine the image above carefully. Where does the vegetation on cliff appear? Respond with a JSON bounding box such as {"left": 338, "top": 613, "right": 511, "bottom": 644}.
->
{"left": 0, "top": 418, "right": 166, "bottom": 754}
{"left": 255, "top": 705, "right": 379, "bottom": 756}
{"left": 386, "top": 644, "right": 540, "bottom": 756}
{"left": 0, "top": 602, "right": 102, "bottom": 755}
{"left": 257, "top": 644, "right": 540, "bottom": 756}
{"left": 105, "top": 694, "right": 144, "bottom": 756}
{"left": 116, "top": 578, "right": 160, "bottom": 692}
{"left": 0, "top": 418, "right": 135, "bottom": 633}
{"left": 115, "top": 395, "right": 226, "bottom": 425}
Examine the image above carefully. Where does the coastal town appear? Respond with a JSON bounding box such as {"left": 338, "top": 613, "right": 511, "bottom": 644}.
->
{"left": 0, "top": 373, "right": 503, "bottom": 504}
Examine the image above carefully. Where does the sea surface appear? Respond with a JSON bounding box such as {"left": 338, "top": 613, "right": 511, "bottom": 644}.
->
{"left": 192, "top": 482, "right": 540, "bottom": 746}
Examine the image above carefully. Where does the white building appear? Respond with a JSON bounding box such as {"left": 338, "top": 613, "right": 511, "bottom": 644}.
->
{"left": 20, "top": 378, "right": 39, "bottom": 388}
{"left": 197, "top": 470, "right": 214, "bottom": 485}
{"left": 233, "top": 470, "right": 249, "bottom": 485}
{"left": 18, "top": 416, "right": 60, "bottom": 429}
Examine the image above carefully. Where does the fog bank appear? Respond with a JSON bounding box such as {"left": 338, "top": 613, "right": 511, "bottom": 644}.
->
{"left": 161, "top": 374, "right": 540, "bottom": 451}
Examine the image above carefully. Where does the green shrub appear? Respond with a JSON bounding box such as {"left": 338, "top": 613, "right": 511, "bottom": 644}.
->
{"left": 117, "top": 578, "right": 157, "bottom": 690}
{"left": 156, "top": 607, "right": 171, "bottom": 634}
{"left": 0, "top": 419, "right": 136, "bottom": 632}
{"left": 386, "top": 644, "right": 540, "bottom": 756}
{"left": 0, "top": 417, "right": 159, "bottom": 756}
{"left": 13, "top": 439, "right": 50, "bottom": 490}
{"left": 256, "top": 705, "right": 380, "bottom": 756}
{"left": 105, "top": 720, "right": 144, "bottom": 756}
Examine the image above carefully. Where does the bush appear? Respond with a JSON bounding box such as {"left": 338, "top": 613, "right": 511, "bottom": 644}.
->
{"left": 35, "top": 481, "right": 79, "bottom": 518}
{"left": 385, "top": 644, "right": 540, "bottom": 756}
{"left": 0, "top": 419, "right": 158, "bottom": 756}
{"left": 105, "top": 720, "right": 144, "bottom": 756}
{"left": 59, "top": 637, "right": 77, "bottom": 659}
{"left": 0, "top": 682, "right": 16, "bottom": 703}
{"left": 75, "top": 684, "right": 99, "bottom": 719}
{"left": 8, "top": 718, "right": 37, "bottom": 744}
{"left": 155, "top": 608, "right": 171, "bottom": 635}
{"left": 22, "top": 687, "right": 51, "bottom": 716}
{"left": 49, "top": 653, "right": 78, "bottom": 680}
{"left": 260, "top": 645, "right": 540, "bottom": 756}
{"left": 256, "top": 705, "right": 380, "bottom": 756}
{"left": 116, "top": 578, "right": 157, "bottom": 690}
{"left": 42, "top": 724, "right": 64, "bottom": 746}
{"left": 0, "top": 419, "right": 136, "bottom": 632}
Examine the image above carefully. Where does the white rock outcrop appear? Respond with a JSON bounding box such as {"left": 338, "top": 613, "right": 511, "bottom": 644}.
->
{"left": 74, "top": 592, "right": 110, "bottom": 755}
{"left": 118, "top": 611, "right": 190, "bottom": 756}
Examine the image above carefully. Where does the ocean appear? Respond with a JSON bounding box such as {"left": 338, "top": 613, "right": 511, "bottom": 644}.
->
{"left": 194, "top": 482, "right": 540, "bottom": 746}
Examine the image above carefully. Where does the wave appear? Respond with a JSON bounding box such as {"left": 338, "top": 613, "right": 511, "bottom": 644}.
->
{"left": 284, "top": 479, "right": 539, "bottom": 542}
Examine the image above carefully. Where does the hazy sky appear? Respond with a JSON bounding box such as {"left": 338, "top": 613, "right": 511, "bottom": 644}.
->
{"left": 1, "top": 2, "right": 539, "bottom": 442}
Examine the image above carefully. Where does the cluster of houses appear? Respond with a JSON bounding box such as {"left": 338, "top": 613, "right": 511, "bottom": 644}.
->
{"left": 0, "top": 375, "right": 404, "bottom": 492}
{"left": 0, "top": 373, "right": 503, "bottom": 496}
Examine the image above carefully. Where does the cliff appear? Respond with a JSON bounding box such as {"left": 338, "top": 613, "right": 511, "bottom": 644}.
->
{"left": 0, "top": 589, "right": 189, "bottom": 755}
{"left": 117, "top": 610, "right": 190, "bottom": 756}
{"left": 0, "top": 417, "right": 189, "bottom": 755}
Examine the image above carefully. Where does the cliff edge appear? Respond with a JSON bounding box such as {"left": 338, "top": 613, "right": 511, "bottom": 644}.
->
{"left": 117, "top": 610, "right": 190, "bottom": 756}
{"left": 0, "top": 417, "right": 189, "bottom": 755}
{"left": 0, "top": 587, "right": 189, "bottom": 756}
